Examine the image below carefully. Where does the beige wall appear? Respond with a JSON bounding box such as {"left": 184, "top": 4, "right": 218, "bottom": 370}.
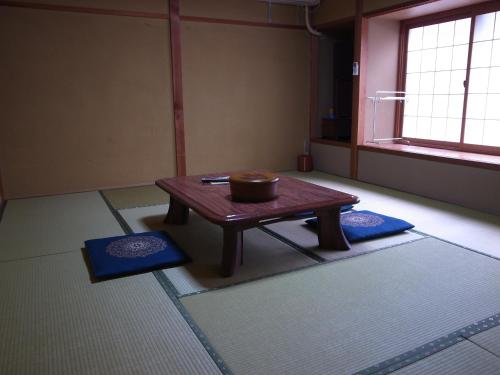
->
{"left": 358, "top": 150, "right": 500, "bottom": 215}
{"left": 311, "top": 143, "right": 351, "bottom": 178}
{"left": 0, "top": 0, "right": 311, "bottom": 198}
{"left": 0, "top": 7, "right": 176, "bottom": 198}
{"left": 181, "top": 20, "right": 310, "bottom": 175}
{"left": 364, "top": 17, "right": 400, "bottom": 142}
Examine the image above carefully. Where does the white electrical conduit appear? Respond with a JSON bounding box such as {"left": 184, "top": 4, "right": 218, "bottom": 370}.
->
{"left": 305, "top": 5, "right": 322, "bottom": 37}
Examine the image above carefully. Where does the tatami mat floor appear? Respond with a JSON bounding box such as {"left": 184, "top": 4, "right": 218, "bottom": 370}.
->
{"left": 0, "top": 170, "right": 499, "bottom": 374}
{"left": 284, "top": 171, "right": 500, "bottom": 259}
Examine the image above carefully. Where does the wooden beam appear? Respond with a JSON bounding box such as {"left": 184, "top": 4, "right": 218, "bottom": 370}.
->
{"left": 0, "top": 1, "right": 168, "bottom": 19}
{"left": 394, "top": 21, "right": 407, "bottom": 138}
{"left": 169, "top": 0, "right": 186, "bottom": 176}
{"left": 350, "top": 0, "right": 367, "bottom": 179}
{"left": 459, "top": 15, "right": 476, "bottom": 144}
{"left": 0, "top": 167, "right": 4, "bottom": 204}
{"left": 180, "top": 15, "right": 305, "bottom": 30}
{"left": 363, "top": 0, "right": 437, "bottom": 18}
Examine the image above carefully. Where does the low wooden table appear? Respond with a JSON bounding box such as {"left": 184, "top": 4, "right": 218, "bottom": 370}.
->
{"left": 156, "top": 173, "right": 359, "bottom": 277}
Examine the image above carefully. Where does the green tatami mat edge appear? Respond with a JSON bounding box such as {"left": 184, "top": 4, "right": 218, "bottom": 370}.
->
{"left": 0, "top": 192, "right": 123, "bottom": 261}
{"left": 180, "top": 237, "right": 500, "bottom": 375}
{"left": 101, "top": 185, "right": 169, "bottom": 210}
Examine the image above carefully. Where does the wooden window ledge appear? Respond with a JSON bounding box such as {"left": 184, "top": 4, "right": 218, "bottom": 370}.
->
{"left": 311, "top": 138, "right": 351, "bottom": 148}
{"left": 358, "top": 143, "right": 500, "bottom": 171}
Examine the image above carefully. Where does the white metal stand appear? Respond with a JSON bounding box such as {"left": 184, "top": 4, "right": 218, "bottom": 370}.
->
{"left": 367, "top": 91, "right": 407, "bottom": 143}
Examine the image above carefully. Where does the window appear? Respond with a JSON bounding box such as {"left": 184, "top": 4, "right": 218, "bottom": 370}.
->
{"left": 399, "top": 5, "right": 500, "bottom": 154}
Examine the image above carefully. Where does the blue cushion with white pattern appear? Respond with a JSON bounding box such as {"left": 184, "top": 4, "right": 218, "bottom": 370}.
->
{"left": 84, "top": 231, "right": 189, "bottom": 279}
{"left": 305, "top": 210, "right": 414, "bottom": 242}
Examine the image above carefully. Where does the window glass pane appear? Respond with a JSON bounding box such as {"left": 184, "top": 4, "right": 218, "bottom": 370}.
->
{"left": 403, "top": 116, "right": 417, "bottom": 137}
{"left": 464, "top": 119, "right": 485, "bottom": 144}
{"left": 454, "top": 18, "right": 471, "bottom": 45}
{"left": 422, "top": 24, "right": 438, "bottom": 49}
{"left": 446, "top": 118, "right": 462, "bottom": 142}
{"left": 483, "top": 120, "right": 500, "bottom": 146}
{"left": 474, "top": 12, "right": 495, "bottom": 42}
{"left": 418, "top": 95, "right": 433, "bottom": 116}
{"left": 430, "top": 117, "right": 447, "bottom": 140}
{"left": 438, "top": 21, "right": 455, "bottom": 47}
{"left": 448, "top": 94, "right": 464, "bottom": 118}
{"left": 471, "top": 41, "right": 493, "bottom": 68}
{"left": 435, "top": 47, "right": 453, "bottom": 70}
{"left": 495, "top": 12, "right": 500, "bottom": 40}
{"left": 466, "top": 93, "right": 487, "bottom": 119}
{"left": 489, "top": 67, "right": 500, "bottom": 93}
{"left": 404, "top": 95, "right": 418, "bottom": 116}
{"left": 452, "top": 44, "right": 469, "bottom": 69}
{"left": 416, "top": 117, "right": 432, "bottom": 138}
{"left": 434, "top": 71, "right": 451, "bottom": 94}
{"left": 432, "top": 95, "right": 448, "bottom": 117}
{"left": 419, "top": 72, "right": 435, "bottom": 94}
{"left": 486, "top": 94, "right": 500, "bottom": 119}
{"left": 403, "top": 14, "right": 500, "bottom": 146}
{"left": 406, "top": 50, "right": 422, "bottom": 73}
{"left": 468, "top": 68, "right": 490, "bottom": 93}
{"left": 491, "top": 40, "right": 500, "bottom": 66}
{"left": 449, "top": 70, "right": 466, "bottom": 94}
{"left": 408, "top": 27, "right": 423, "bottom": 51}
{"left": 405, "top": 73, "right": 420, "bottom": 94}
{"left": 421, "top": 49, "right": 436, "bottom": 71}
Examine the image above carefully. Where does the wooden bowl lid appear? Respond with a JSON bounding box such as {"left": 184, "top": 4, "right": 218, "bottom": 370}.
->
{"left": 229, "top": 172, "right": 279, "bottom": 184}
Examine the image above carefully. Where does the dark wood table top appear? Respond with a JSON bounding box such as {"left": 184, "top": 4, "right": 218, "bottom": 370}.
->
{"left": 156, "top": 173, "right": 359, "bottom": 226}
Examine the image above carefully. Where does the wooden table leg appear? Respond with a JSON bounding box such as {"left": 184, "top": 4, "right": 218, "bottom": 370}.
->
{"left": 316, "top": 207, "right": 350, "bottom": 250}
{"left": 221, "top": 227, "right": 243, "bottom": 277}
{"left": 165, "top": 196, "right": 189, "bottom": 225}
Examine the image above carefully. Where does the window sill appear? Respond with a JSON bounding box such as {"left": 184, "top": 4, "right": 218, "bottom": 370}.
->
{"left": 311, "top": 137, "right": 351, "bottom": 148}
{"left": 358, "top": 143, "right": 500, "bottom": 171}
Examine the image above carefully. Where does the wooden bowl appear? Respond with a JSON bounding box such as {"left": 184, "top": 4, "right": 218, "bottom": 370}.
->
{"left": 229, "top": 172, "right": 279, "bottom": 202}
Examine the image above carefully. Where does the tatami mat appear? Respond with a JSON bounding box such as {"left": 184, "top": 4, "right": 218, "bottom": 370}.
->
{"left": 392, "top": 341, "right": 500, "bottom": 374}
{"left": 264, "top": 219, "right": 424, "bottom": 261}
{"left": 469, "top": 325, "right": 500, "bottom": 357}
{"left": 0, "top": 192, "right": 123, "bottom": 261}
{"left": 181, "top": 238, "right": 500, "bottom": 375}
{"left": 119, "top": 205, "right": 318, "bottom": 295}
{"left": 285, "top": 171, "right": 500, "bottom": 258}
{"left": 102, "top": 185, "right": 169, "bottom": 210}
{"left": 0, "top": 251, "right": 221, "bottom": 375}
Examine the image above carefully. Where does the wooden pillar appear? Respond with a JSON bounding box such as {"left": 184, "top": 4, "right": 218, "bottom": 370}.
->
{"left": 351, "top": 0, "right": 368, "bottom": 179}
{"left": 169, "top": 0, "right": 187, "bottom": 176}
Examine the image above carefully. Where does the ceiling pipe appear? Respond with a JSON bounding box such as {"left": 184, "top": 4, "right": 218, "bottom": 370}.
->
{"left": 305, "top": 5, "right": 322, "bottom": 37}
{"left": 258, "top": 0, "right": 322, "bottom": 36}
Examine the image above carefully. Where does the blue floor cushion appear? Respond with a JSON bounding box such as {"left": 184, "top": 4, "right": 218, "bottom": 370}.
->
{"left": 84, "top": 231, "right": 190, "bottom": 279}
{"left": 305, "top": 210, "right": 414, "bottom": 243}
